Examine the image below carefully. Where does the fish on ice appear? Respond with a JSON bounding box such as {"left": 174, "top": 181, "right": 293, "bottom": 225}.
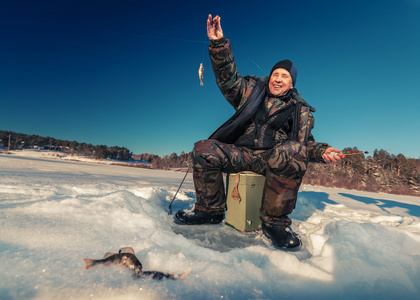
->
{"left": 198, "top": 62, "right": 204, "bottom": 86}
{"left": 83, "top": 247, "right": 190, "bottom": 280}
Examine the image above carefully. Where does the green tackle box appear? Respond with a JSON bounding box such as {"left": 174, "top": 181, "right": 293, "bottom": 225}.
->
{"left": 225, "top": 173, "right": 266, "bottom": 232}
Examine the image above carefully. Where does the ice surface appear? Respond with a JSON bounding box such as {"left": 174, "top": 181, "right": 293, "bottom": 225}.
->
{"left": 1, "top": 153, "right": 419, "bottom": 299}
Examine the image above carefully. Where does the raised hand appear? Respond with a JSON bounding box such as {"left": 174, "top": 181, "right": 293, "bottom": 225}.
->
{"left": 207, "top": 14, "right": 224, "bottom": 40}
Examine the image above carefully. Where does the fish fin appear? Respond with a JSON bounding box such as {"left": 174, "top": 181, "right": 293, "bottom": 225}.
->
{"left": 102, "top": 252, "right": 116, "bottom": 259}
{"left": 119, "top": 247, "right": 135, "bottom": 255}
{"left": 83, "top": 258, "right": 95, "bottom": 269}
{"left": 177, "top": 267, "right": 191, "bottom": 279}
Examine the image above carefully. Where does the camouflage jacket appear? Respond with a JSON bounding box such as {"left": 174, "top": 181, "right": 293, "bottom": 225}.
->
{"left": 208, "top": 38, "right": 329, "bottom": 162}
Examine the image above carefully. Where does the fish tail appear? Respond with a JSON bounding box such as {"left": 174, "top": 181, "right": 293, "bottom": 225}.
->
{"left": 141, "top": 268, "right": 191, "bottom": 280}
{"left": 177, "top": 267, "right": 191, "bottom": 279}
{"left": 83, "top": 258, "right": 96, "bottom": 269}
{"left": 142, "top": 271, "right": 171, "bottom": 280}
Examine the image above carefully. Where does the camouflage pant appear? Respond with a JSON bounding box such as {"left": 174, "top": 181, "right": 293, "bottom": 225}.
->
{"left": 193, "top": 139, "right": 308, "bottom": 226}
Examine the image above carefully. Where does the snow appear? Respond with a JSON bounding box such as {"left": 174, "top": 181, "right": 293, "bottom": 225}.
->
{"left": 1, "top": 153, "right": 420, "bottom": 300}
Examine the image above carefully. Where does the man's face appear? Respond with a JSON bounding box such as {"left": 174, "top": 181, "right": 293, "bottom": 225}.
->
{"left": 268, "top": 68, "right": 294, "bottom": 96}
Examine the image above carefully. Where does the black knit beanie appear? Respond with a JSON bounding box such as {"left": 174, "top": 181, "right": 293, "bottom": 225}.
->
{"left": 269, "top": 59, "right": 297, "bottom": 86}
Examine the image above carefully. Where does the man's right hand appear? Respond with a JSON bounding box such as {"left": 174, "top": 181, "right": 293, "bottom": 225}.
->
{"left": 207, "top": 14, "right": 224, "bottom": 40}
{"left": 322, "top": 147, "right": 343, "bottom": 163}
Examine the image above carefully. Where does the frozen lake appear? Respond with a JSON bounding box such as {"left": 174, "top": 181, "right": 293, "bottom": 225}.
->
{"left": 1, "top": 154, "right": 419, "bottom": 299}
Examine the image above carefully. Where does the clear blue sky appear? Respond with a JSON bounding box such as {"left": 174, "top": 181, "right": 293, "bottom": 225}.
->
{"left": 1, "top": 0, "right": 419, "bottom": 158}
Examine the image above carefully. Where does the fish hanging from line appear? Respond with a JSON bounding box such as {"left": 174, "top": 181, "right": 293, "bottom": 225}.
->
{"left": 198, "top": 62, "right": 204, "bottom": 86}
{"left": 83, "top": 247, "right": 190, "bottom": 280}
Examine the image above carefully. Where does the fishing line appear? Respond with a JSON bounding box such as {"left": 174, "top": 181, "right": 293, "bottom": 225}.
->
{"left": 51, "top": 23, "right": 210, "bottom": 45}
{"left": 235, "top": 47, "right": 265, "bottom": 73}
{"left": 201, "top": 31, "right": 208, "bottom": 63}
{"left": 201, "top": 44, "right": 206, "bottom": 62}
{"left": 137, "top": 34, "right": 209, "bottom": 45}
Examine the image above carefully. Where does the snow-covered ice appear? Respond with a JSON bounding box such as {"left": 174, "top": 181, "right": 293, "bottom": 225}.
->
{"left": 1, "top": 153, "right": 419, "bottom": 299}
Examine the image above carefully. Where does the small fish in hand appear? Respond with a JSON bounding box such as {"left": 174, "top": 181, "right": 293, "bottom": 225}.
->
{"left": 198, "top": 63, "right": 204, "bottom": 86}
{"left": 83, "top": 247, "right": 190, "bottom": 280}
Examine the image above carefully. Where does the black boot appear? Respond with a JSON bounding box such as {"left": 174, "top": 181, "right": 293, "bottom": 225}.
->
{"left": 262, "top": 222, "right": 302, "bottom": 249}
{"left": 175, "top": 209, "right": 224, "bottom": 225}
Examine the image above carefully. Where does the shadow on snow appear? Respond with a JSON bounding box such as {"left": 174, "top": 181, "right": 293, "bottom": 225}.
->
{"left": 339, "top": 193, "right": 420, "bottom": 217}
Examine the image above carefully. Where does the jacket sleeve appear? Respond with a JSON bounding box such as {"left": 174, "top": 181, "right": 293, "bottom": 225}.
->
{"left": 307, "top": 138, "right": 330, "bottom": 163}
{"left": 298, "top": 106, "right": 330, "bottom": 162}
{"left": 209, "top": 38, "right": 254, "bottom": 110}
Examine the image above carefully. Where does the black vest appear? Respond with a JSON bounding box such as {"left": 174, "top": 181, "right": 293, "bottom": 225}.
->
{"left": 209, "top": 79, "right": 302, "bottom": 149}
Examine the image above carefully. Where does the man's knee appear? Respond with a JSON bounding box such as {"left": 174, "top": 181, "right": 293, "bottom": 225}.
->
{"left": 267, "top": 141, "right": 308, "bottom": 178}
{"left": 194, "top": 139, "right": 213, "bottom": 153}
{"left": 193, "top": 139, "right": 224, "bottom": 169}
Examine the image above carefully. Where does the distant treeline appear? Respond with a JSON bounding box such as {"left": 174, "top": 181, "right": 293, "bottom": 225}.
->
{"left": 133, "top": 152, "right": 192, "bottom": 169}
{"left": 303, "top": 147, "right": 420, "bottom": 196}
{"left": 2, "top": 131, "right": 419, "bottom": 196}
{"left": 0, "top": 131, "right": 132, "bottom": 161}
{"left": 135, "top": 146, "right": 420, "bottom": 196}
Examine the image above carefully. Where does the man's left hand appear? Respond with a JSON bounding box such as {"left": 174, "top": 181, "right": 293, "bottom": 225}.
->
{"left": 322, "top": 147, "right": 343, "bottom": 163}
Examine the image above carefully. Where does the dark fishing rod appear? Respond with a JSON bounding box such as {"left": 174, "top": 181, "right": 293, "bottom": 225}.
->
{"left": 334, "top": 151, "right": 370, "bottom": 157}
{"left": 168, "top": 166, "right": 190, "bottom": 215}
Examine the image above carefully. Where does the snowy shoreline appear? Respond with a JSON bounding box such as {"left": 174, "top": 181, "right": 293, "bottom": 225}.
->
{"left": 1, "top": 149, "right": 146, "bottom": 166}
{"left": 3, "top": 149, "right": 418, "bottom": 199}
{"left": 1, "top": 154, "right": 419, "bottom": 299}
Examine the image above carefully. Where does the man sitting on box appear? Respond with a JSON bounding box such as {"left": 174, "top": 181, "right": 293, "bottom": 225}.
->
{"left": 175, "top": 15, "right": 342, "bottom": 249}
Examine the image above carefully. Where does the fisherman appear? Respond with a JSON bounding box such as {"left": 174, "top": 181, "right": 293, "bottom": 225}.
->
{"left": 175, "top": 15, "right": 342, "bottom": 249}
